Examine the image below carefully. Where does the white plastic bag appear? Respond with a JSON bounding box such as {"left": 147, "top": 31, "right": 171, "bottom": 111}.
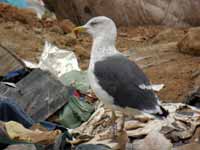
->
{"left": 23, "top": 41, "right": 80, "bottom": 78}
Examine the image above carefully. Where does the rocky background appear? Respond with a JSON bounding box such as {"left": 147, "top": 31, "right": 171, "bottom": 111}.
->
{"left": 43, "top": 0, "right": 200, "bottom": 27}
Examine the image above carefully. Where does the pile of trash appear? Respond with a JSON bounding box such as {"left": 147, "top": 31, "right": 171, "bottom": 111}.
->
{"left": 70, "top": 103, "right": 200, "bottom": 150}
{"left": 0, "top": 41, "right": 96, "bottom": 150}
{"left": 1, "top": 38, "right": 200, "bottom": 150}
{"left": 0, "top": 1, "right": 200, "bottom": 150}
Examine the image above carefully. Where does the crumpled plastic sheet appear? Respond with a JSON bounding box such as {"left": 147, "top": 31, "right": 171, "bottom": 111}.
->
{"left": 59, "top": 70, "right": 90, "bottom": 93}
{"left": 69, "top": 103, "right": 200, "bottom": 149}
{"left": 23, "top": 41, "right": 80, "bottom": 78}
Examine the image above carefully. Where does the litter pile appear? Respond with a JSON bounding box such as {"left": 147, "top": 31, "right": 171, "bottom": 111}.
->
{"left": 0, "top": 42, "right": 95, "bottom": 149}
{"left": 0, "top": 1, "right": 200, "bottom": 150}
{"left": 70, "top": 103, "right": 200, "bottom": 150}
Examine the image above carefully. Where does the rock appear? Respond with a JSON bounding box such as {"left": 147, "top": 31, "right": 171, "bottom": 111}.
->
{"left": 49, "top": 25, "right": 64, "bottom": 34}
{"left": 59, "top": 19, "right": 75, "bottom": 34}
{"left": 4, "top": 144, "right": 36, "bottom": 150}
{"left": 75, "top": 144, "right": 111, "bottom": 150}
{"left": 125, "top": 120, "right": 145, "bottom": 130}
{"left": 132, "top": 131, "right": 173, "bottom": 150}
{"left": 185, "top": 87, "right": 200, "bottom": 108}
{"left": 33, "top": 27, "right": 43, "bottom": 34}
{"left": 152, "top": 29, "right": 185, "bottom": 44}
{"left": 177, "top": 27, "right": 200, "bottom": 56}
{"left": 173, "top": 143, "right": 200, "bottom": 150}
{"left": 0, "top": 3, "right": 41, "bottom": 27}
{"left": 43, "top": 0, "right": 200, "bottom": 27}
{"left": 65, "top": 34, "right": 77, "bottom": 46}
{"left": 74, "top": 45, "right": 90, "bottom": 59}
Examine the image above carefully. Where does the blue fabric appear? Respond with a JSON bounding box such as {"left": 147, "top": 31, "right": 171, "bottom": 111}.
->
{"left": 3, "top": 69, "right": 25, "bottom": 79}
{"left": 0, "top": 0, "right": 28, "bottom": 8}
{"left": 0, "top": 96, "right": 34, "bottom": 128}
{"left": 2, "top": 69, "right": 29, "bottom": 82}
{"left": 0, "top": 96, "right": 72, "bottom": 149}
{"left": 1, "top": 68, "right": 31, "bottom": 83}
{"left": 39, "top": 121, "right": 69, "bottom": 133}
{"left": 0, "top": 96, "right": 69, "bottom": 132}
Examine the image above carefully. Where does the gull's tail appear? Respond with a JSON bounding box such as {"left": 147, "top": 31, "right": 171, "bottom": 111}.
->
{"left": 154, "top": 105, "right": 169, "bottom": 118}
{"left": 159, "top": 105, "right": 169, "bottom": 117}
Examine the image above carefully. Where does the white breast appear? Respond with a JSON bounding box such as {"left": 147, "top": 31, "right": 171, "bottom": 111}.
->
{"left": 88, "top": 38, "right": 119, "bottom": 106}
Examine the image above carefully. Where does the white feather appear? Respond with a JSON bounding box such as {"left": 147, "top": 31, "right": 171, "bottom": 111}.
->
{"left": 139, "top": 84, "right": 164, "bottom": 92}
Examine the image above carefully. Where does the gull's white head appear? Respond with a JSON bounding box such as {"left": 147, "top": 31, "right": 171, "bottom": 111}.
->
{"left": 73, "top": 16, "right": 117, "bottom": 44}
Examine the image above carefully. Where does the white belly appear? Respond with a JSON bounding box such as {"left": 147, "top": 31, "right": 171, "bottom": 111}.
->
{"left": 87, "top": 69, "right": 114, "bottom": 105}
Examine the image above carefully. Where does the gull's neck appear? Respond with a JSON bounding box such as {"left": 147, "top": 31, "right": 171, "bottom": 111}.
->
{"left": 89, "top": 36, "right": 118, "bottom": 68}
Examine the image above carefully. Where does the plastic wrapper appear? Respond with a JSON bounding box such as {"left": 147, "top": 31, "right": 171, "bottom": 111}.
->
{"left": 23, "top": 41, "right": 80, "bottom": 78}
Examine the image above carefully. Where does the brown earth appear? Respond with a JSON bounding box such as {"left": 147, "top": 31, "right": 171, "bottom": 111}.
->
{"left": 0, "top": 3, "right": 199, "bottom": 102}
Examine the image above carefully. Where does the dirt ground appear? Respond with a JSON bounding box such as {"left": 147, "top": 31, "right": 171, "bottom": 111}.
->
{"left": 0, "top": 3, "right": 199, "bottom": 103}
{"left": 119, "top": 27, "right": 200, "bottom": 103}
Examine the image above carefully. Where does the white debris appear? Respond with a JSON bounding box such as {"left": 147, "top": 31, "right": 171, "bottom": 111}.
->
{"left": 139, "top": 84, "right": 164, "bottom": 92}
{"left": 23, "top": 41, "right": 80, "bottom": 78}
{"left": 22, "top": 60, "right": 38, "bottom": 69}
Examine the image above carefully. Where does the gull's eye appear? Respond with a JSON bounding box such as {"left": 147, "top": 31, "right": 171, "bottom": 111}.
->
{"left": 90, "top": 21, "right": 99, "bottom": 26}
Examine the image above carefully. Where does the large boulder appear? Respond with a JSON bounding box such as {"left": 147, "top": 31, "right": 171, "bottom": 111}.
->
{"left": 152, "top": 28, "right": 186, "bottom": 44}
{"left": 177, "top": 27, "right": 200, "bottom": 56}
{"left": 43, "top": 0, "right": 200, "bottom": 27}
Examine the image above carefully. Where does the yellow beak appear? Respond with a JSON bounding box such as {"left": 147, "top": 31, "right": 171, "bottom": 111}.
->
{"left": 72, "top": 26, "right": 86, "bottom": 37}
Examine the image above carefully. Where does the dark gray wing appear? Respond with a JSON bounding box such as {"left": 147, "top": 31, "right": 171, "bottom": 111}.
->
{"left": 94, "top": 54, "right": 158, "bottom": 111}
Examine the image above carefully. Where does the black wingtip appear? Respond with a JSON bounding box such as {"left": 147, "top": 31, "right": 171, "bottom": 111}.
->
{"left": 153, "top": 106, "right": 169, "bottom": 119}
{"left": 159, "top": 106, "right": 169, "bottom": 117}
{"left": 154, "top": 106, "right": 169, "bottom": 119}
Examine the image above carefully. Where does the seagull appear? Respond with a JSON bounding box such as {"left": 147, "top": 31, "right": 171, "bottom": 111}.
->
{"left": 73, "top": 16, "right": 168, "bottom": 133}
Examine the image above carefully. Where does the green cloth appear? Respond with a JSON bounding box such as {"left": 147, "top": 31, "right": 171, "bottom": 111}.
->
{"left": 59, "top": 96, "right": 94, "bottom": 129}
{"left": 59, "top": 71, "right": 90, "bottom": 93}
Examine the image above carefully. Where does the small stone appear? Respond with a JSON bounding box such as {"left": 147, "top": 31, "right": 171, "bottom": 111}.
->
{"left": 177, "top": 27, "right": 200, "bottom": 56}
{"left": 152, "top": 29, "right": 185, "bottom": 44}
{"left": 33, "top": 27, "right": 43, "bottom": 34}
{"left": 132, "top": 131, "right": 173, "bottom": 150}
{"left": 49, "top": 25, "right": 64, "bottom": 34}
{"left": 59, "top": 19, "right": 76, "bottom": 34}
{"left": 74, "top": 45, "right": 90, "bottom": 59}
